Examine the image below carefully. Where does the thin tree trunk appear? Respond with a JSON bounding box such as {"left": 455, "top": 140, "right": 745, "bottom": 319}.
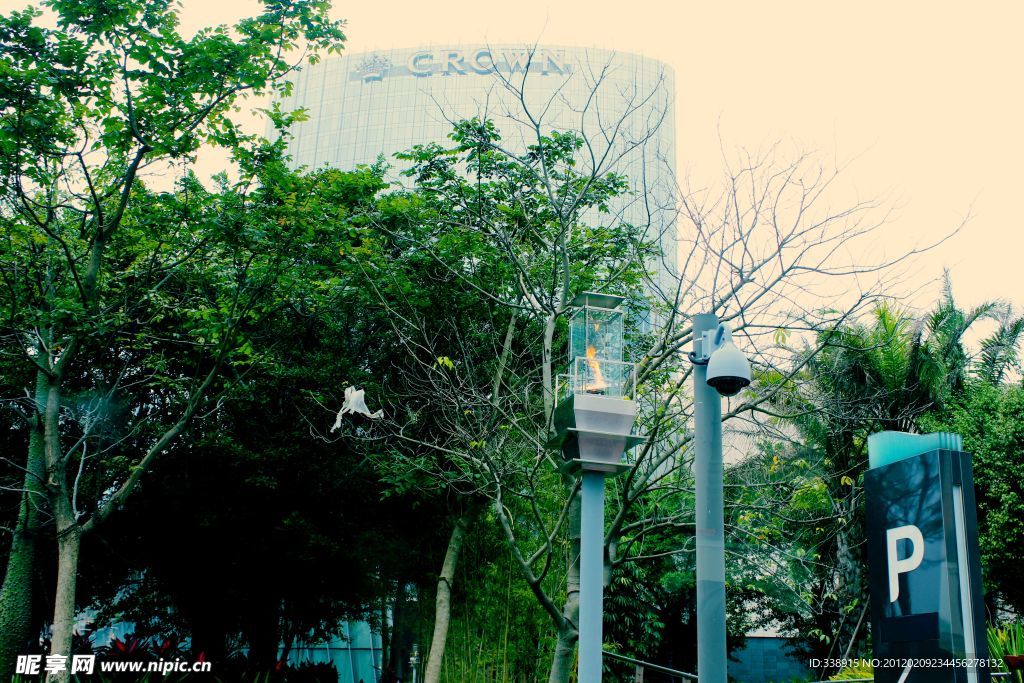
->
{"left": 548, "top": 623, "right": 578, "bottom": 683}
{"left": 547, "top": 486, "right": 582, "bottom": 683}
{"left": 542, "top": 315, "right": 556, "bottom": 420}
{"left": 243, "top": 596, "right": 281, "bottom": 669}
{"left": 280, "top": 628, "right": 296, "bottom": 666}
{"left": 502, "top": 550, "right": 513, "bottom": 683}
{"left": 42, "top": 376, "right": 78, "bottom": 683}
{"left": 830, "top": 508, "right": 863, "bottom": 661}
{"left": 0, "top": 373, "right": 49, "bottom": 680}
{"left": 840, "top": 602, "right": 868, "bottom": 662}
{"left": 47, "top": 525, "right": 80, "bottom": 683}
{"left": 380, "top": 592, "right": 391, "bottom": 673}
{"left": 424, "top": 508, "right": 474, "bottom": 683}
{"left": 388, "top": 585, "right": 406, "bottom": 679}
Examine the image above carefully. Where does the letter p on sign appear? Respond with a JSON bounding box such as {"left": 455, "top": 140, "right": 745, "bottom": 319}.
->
{"left": 887, "top": 525, "right": 924, "bottom": 602}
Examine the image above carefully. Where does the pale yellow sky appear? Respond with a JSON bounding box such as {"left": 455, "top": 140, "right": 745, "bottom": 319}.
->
{"left": 5, "top": 0, "right": 1022, "bottom": 315}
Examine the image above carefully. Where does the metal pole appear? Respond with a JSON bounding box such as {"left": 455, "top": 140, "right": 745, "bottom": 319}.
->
{"left": 693, "top": 313, "right": 726, "bottom": 683}
{"left": 579, "top": 469, "right": 606, "bottom": 683}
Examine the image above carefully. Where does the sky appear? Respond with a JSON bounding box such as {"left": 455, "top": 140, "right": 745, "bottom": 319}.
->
{"left": 5, "top": 0, "right": 1023, "bottom": 318}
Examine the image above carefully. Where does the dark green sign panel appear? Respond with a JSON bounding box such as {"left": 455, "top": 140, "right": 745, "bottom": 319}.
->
{"left": 864, "top": 436, "right": 989, "bottom": 683}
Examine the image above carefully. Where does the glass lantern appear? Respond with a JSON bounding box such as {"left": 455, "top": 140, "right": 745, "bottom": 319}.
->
{"left": 565, "top": 292, "right": 633, "bottom": 398}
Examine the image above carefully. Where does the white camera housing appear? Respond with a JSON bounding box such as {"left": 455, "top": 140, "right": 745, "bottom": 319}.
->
{"left": 702, "top": 324, "right": 751, "bottom": 397}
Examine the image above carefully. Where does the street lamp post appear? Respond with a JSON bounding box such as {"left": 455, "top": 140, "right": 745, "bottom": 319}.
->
{"left": 688, "top": 314, "right": 751, "bottom": 683}
{"left": 548, "top": 292, "right": 645, "bottom": 683}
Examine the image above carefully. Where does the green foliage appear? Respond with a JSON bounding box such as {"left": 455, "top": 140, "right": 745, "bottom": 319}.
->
{"left": 988, "top": 622, "right": 1024, "bottom": 681}
{"left": 975, "top": 307, "right": 1024, "bottom": 384}
{"left": 604, "top": 559, "right": 666, "bottom": 662}
{"left": 394, "top": 117, "right": 656, "bottom": 310}
{"left": 1, "top": 0, "right": 344, "bottom": 180}
{"left": 0, "top": 0, "right": 350, "bottom": 664}
{"left": 921, "top": 382, "right": 1024, "bottom": 613}
{"left": 0, "top": 0, "right": 350, "bottom": 515}
{"left": 72, "top": 163, "right": 423, "bottom": 660}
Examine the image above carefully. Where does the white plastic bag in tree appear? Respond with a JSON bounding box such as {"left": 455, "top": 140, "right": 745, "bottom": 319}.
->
{"left": 330, "top": 386, "right": 383, "bottom": 432}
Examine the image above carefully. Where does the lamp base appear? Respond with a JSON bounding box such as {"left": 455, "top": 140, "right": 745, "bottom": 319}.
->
{"left": 559, "top": 458, "right": 632, "bottom": 476}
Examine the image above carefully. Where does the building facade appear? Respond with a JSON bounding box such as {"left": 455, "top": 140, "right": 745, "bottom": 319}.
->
{"left": 274, "top": 44, "right": 679, "bottom": 293}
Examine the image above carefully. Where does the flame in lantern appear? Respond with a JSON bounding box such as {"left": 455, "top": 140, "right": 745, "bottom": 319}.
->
{"left": 585, "top": 345, "right": 608, "bottom": 393}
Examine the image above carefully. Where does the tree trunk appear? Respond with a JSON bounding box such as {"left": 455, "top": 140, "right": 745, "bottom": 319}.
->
{"left": 547, "top": 485, "right": 582, "bottom": 683}
{"left": 280, "top": 629, "right": 295, "bottom": 666}
{"left": 0, "top": 373, "right": 49, "bottom": 680}
{"left": 243, "top": 596, "right": 281, "bottom": 670}
{"left": 43, "top": 377, "right": 79, "bottom": 683}
{"left": 379, "top": 593, "right": 391, "bottom": 672}
{"left": 387, "top": 585, "right": 406, "bottom": 680}
{"left": 47, "top": 526, "right": 80, "bottom": 683}
{"left": 833, "top": 507, "right": 864, "bottom": 659}
{"left": 189, "top": 606, "right": 229, "bottom": 663}
{"left": 424, "top": 508, "right": 474, "bottom": 683}
{"left": 548, "top": 623, "right": 578, "bottom": 683}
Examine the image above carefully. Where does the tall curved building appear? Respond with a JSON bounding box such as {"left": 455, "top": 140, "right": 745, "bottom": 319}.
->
{"left": 275, "top": 44, "right": 679, "bottom": 291}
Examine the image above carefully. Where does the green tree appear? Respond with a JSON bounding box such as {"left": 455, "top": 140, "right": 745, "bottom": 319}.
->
{"left": 335, "top": 114, "right": 658, "bottom": 683}
{"left": 921, "top": 382, "right": 1024, "bottom": 614}
{"left": 70, "top": 165, "right": 431, "bottom": 666}
{"left": 0, "top": 1, "right": 345, "bottom": 674}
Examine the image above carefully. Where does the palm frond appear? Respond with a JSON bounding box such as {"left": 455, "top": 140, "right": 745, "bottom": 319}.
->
{"left": 976, "top": 312, "right": 1024, "bottom": 385}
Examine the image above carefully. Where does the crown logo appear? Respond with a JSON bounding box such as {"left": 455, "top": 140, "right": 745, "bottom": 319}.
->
{"left": 355, "top": 54, "right": 391, "bottom": 82}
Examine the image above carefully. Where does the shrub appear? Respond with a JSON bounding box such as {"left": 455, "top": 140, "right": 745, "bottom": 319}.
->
{"left": 828, "top": 658, "right": 874, "bottom": 680}
{"left": 988, "top": 622, "right": 1024, "bottom": 682}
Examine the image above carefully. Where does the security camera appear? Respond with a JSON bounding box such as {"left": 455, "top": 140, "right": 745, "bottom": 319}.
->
{"left": 704, "top": 324, "right": 751, "bottom": 397}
